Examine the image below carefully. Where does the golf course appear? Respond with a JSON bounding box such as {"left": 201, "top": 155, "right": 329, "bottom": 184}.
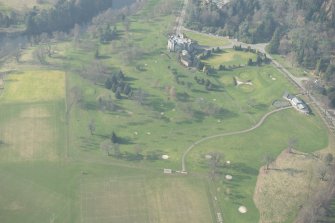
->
{"left": 0, "top": 0, "right": 332, "bottom": 222}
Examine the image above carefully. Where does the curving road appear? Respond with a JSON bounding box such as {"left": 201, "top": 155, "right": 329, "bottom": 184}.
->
{"left": 181, "top": 106, "right": 292, "bottom": 172}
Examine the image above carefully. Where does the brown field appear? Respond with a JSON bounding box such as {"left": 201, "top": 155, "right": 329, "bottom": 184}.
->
{"left": 253, "top": 148, "right": 330, "bottom": 223}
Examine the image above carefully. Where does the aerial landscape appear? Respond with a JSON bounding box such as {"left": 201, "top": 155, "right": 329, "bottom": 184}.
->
{"left": 0, "top": 0, "right": 334, "bottom": 222}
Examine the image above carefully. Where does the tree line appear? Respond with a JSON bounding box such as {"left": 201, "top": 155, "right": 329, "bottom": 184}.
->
{"left": 25, "top": 0, "right": 114, "bottom": 35}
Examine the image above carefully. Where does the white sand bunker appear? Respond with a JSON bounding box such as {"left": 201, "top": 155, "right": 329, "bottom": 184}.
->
{"left": 162, "top": 155, "right": 169, "bottom": 160}
{"left": 205, "top": 154, "right": 212, "bottom": 159}
{"left": 235, "top": 77, "right": 253, "bottom": 86}
{"left": 226, "top": 160, "right": 231, "bottom": 164}
{"left": 225, "top": 175, "right": 232, "bottom": 180}
{"left": 238, "top": 206, "right": 247, "bottom": 213}
{"left": 269, "top": 75, "right": 276, "bottom": 81}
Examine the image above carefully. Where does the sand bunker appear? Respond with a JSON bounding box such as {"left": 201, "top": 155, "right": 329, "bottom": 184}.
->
{"left": 205, "top": 154, "right": 212, "bottom": 159}
{"left": 162, "top": 155, "right": 169, "bottom": 160}
{"left": 238, "top": 206, "right": 247, "bottom": 213}
{"left": 235, "top": 77, "right": 253, "bottom": 86}
{"left": 225, "top": 175, "right": 232, "bottom": 180}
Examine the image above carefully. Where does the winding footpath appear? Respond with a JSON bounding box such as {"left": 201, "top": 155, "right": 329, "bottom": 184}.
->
{"left": 181, "top": 106, "right": 292, "bottom": 172}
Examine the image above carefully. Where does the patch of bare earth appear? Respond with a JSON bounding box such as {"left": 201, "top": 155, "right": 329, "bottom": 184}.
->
{"left": 254, "top": 149, "right": 325, "bottom": 223}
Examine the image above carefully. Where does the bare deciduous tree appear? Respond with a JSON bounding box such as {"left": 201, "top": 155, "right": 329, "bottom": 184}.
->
{"left": 88, "top": 119, "right": 96, "bottom": 135}
{"left": 263, "top": 153, "right": 275, "bottom": 170}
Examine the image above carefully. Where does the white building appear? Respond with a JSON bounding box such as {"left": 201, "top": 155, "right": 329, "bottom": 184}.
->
{"left": 167, "top": 34, "right": 195, "bottom": 52}
{"left": 283, "top": 92, "right": 309, "bottom": 114}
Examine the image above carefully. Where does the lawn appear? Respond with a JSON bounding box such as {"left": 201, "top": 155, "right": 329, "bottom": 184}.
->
{"left": 184, "top": 30, "right": 231, "bottom": 47}
{"left": 203, "top": 49, "right": 257, "bottom": 68}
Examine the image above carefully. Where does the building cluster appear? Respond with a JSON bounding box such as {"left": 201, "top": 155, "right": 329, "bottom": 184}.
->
{"left": 167, "top": 34, "right": 195, "bottom": 52}
{"left": 283, "top": 92, "right": 309, "bottom": 114}
{"left": 167, "top": 34, "right": 197, "bottom": 67}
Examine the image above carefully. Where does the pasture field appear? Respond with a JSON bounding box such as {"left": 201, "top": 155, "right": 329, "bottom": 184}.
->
{"left": 80, "top": 176, "right": 213, "bottom": 223}
{"left": 0, "top": 102, "right": 66, "bottom": 161}
{"left": 183, "top": 30, "right": 231, "bottom": 47}
{"left": 0, "top": 70, "right": 66, "bottom": 161}
{"left": 0, "top": 161, "right": 147, "bottom": 223}
{"left": 0, "top": 0, "right": 331, "bottom": 222}
{"left": 0, "top": 70, "right": 65, "bottom": 103}
{"left": 203, "top": 49, "right": 257, "bottom": 68}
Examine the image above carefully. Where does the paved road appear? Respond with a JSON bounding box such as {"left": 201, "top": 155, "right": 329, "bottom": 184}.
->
{"left": 175, "top": 0, "right": 189, "bottom": 35}
{"left": 181, "top": 106, "right": 293, "bottom": 172}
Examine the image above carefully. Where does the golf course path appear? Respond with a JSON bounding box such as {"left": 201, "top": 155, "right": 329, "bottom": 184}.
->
{"left": 181, "top": 106, "right": 292, "bottom": 172}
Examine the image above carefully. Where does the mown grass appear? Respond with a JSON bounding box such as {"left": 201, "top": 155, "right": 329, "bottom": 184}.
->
{"left": 184, "top": 30, "right": 231, "bottom": 47}
{"left": 1, "top": 70, "right": 65, "bottom": 103}
{"left": 80, "top": 175, "right": 213, "bottom": 223}
{"left": 203, "top": 49, "right": 257, "bottom": 68}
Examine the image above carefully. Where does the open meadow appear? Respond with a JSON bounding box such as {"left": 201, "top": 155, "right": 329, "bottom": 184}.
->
{"left": 0, "top": 0, "right": 331, "bottom": 222}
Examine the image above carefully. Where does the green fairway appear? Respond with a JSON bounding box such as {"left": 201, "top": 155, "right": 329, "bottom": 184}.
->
{"left": 203, "top": 49, "right": 257, "bottom": 68}
{"left": 184, "top": 30, "right": 231, "bottom": 47}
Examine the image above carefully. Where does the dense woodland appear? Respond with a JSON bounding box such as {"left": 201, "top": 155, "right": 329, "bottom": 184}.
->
{"left": 25, "top": 0, "right": 114, "bottom": 35}
{"left": 186, "top": 0, "right": 335, "bottom": 106}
